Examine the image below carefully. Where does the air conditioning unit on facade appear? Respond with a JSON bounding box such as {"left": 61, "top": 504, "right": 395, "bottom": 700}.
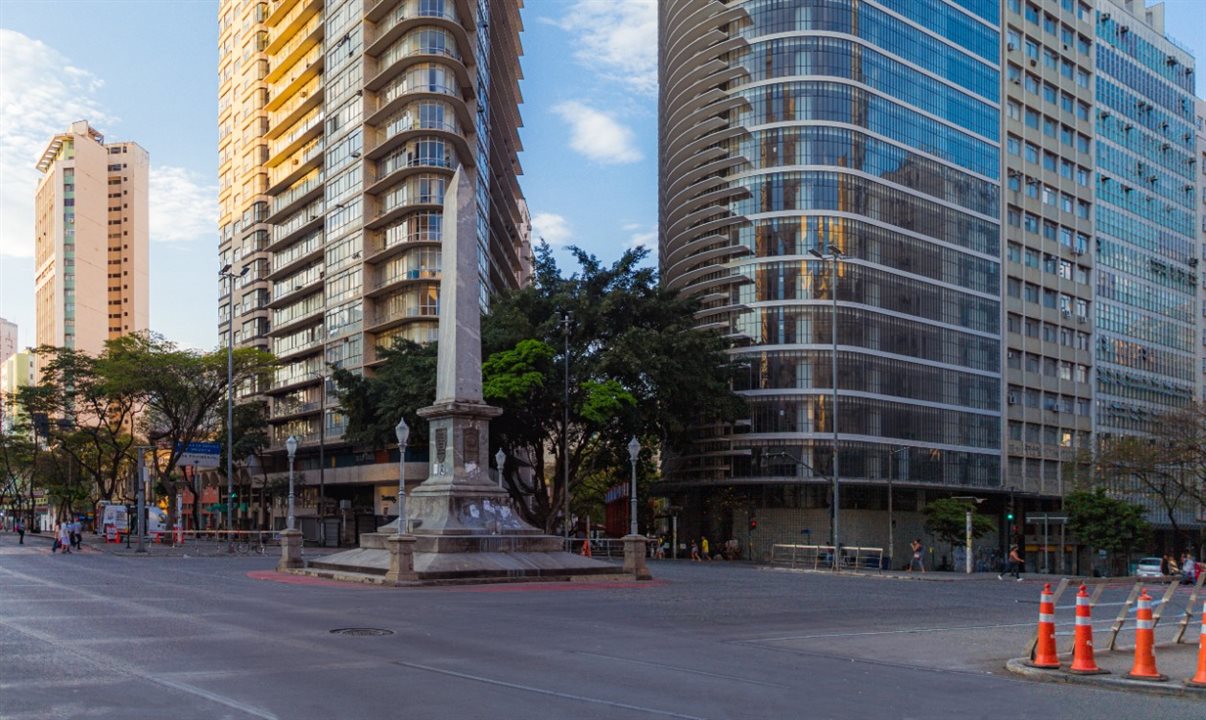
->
{"left": 1007, "top": 393, "right": 1017, "bottom": 405}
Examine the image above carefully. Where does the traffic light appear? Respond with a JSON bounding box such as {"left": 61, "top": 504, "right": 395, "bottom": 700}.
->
{"left": 1006, "top": 511, "right": 1014, "bottom": 521}
{"left": 749, "top": 517, "right": 758, "bottom": 530}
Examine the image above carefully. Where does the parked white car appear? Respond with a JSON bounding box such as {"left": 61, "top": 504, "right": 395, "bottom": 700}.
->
{"left": 1135, "top": 557, "right": 1164, "bottom": 578}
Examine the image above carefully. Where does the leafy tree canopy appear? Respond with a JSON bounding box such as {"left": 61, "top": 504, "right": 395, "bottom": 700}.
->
{"left": 923, "top": 498, "right": 995, "bottom": 548}
{"left": 1064, "top": 488, "right": 1150, "bottom": 557}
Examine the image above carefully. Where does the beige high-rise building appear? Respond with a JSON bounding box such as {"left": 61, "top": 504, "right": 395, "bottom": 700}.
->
{"left": 34, "top": 121, "right": 149, "bottom": 357}
{"left": 0, "top": 317, "right": 16, "bottom": 365}
{"left": 218, "top": 0, "right": 532, "bottom": 533}
{"left": 0, "top": 351, "right": 34, "bottom": 432}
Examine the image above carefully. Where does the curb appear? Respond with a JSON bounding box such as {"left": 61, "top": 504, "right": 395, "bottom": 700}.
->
{"left": 1005, "top": 657, "right": 1206, "bottom": 698}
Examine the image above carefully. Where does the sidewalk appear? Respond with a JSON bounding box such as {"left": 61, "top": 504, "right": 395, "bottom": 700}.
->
{"left": 761, "top": 564, "right": 1070, "bottom": 583}
{"left": 1007, "top": 643, "right": 1204, "bottom": 698}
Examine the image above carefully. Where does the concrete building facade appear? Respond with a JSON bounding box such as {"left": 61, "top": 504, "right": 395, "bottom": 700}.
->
{"left": 217, "top": 0, "right": 532, "bottom": 537}
{"left": 0, "top": 351, "right": 35, "bottom": 432}
{"left": 33, "top": 121, "right": 149, "bottom": 358}
{"left": 1195, "top": 97, "right": 1206, "bottom": 403}
{"left": 0, "top": 318, "right": 16, "bottom": 366}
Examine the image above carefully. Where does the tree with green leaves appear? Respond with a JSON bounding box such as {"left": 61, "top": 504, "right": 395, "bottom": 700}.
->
{"left": 923, "top": 498, "right": 995, "bottom": 569}
{"left": 334, "top": 242, "right": 745, "bottom": 532}
{"left": 1065, "top": 488, "right": 1150, "bottom": 576}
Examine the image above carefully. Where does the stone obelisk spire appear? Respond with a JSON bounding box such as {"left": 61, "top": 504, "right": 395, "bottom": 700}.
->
{"left": 410, "top": 167, "right": 532, "bottom": 535}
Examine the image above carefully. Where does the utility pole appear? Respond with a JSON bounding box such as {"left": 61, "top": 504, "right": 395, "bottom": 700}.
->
{"left": 560, "top": 311, "right": 571, "bottom": 543}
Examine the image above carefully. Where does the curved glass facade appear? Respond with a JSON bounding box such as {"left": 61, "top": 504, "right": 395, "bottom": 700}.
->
{"left": 660, "top": 0, "right": 1002, "bottom": 491}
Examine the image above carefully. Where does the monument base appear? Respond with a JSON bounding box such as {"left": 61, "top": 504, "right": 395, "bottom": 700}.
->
{"left": 277, "top": 529, "right": 303, "bottom": 571}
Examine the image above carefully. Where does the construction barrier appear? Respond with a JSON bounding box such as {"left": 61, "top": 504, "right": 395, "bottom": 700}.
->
{"left": 767, "top": 544, "right": 884, "bottom": 572}
{"left": 1189, "top": 601, "right": 1206, "bottom": 689}
{"left": 1123, "top": 588, "right": 1167, "bottom": 681}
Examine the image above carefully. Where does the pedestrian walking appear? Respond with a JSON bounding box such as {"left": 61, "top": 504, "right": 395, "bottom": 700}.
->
{"left": 1184, "top": 554, "right": 1197, "bottom": 585}
{"left": 999, "top": 544, "right": 1023, "bottom": 581}
{"left": 700, "top": 536, "right": 711, "bottom": 561}
{"left": 56, "top": 523, "right": 72, "bottom": 554}
{"left": 908, "top": 539, "right": 925, "bottom": 573}
{"left": 15, "top": 519, "right": 24, "bottom": 545}
{"left": 70, "top": 519, "right": 82, "bottom": 550}
{"left": 690, "top": 540, "right": 701, "bottom": 561}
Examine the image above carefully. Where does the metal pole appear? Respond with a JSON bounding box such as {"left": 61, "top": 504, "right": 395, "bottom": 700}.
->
{"left": 226, "top": 277, "right": 235, "bottom": 553}
{"left": 318, "top": 374, "right": 325, "bottom": 546}
{"left": 672, "top": 514, "right": 677, "bottom": 560}
{"left": 829, "top": 254, "right": 840, "bottom": 558}
{"left": 136, "top": 449, "right": 146, "bottom": 554}
{"left": 887, "top": 450, "right": 894, "bottom": 570}
{"left": 397, "top": 444, "right": 407, "bottom": 535}
{"left": 561, "top": 312, "right": 570, "bottom": 543}
{"left": 965, "top": 510, "right": 972, "bottom": 574}
{"left": 629, "top": 455, "right": 638, "bottom": 537}
{"left": 287, "top": 454, "right": 295, "bottom": 531}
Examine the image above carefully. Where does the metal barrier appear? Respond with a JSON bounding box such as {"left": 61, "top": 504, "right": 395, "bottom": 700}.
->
{"left": 1026, "top": 571, "right": 1205, "bottom": 659}
{"left": 107, "top": 530, "right": 280, "bottom": 556}
{"left": 562, "top": 538, "right": 627, "bottom": 559}
{"left": 767, "top": 544, "right": 884, "bottom": 572}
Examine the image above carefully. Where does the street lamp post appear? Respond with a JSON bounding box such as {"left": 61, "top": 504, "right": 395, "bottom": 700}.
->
{"left": 494, "top": 448, "right": 506, "bottom": 489}
{"left": 887, "top": 446, "right": 910, "bottom": 569}
{"left": 219, "top": 263, "right": 248, "bottom": 553}
{"left": 315, "top": 372, "right": 327, "bottom": 547}
{"left": 394, "top": 417, "right": 409, "bottom": 534}
{"left": 808, "top": 245, "right": 842, "bottom": 557}
{"left": 560, "top": 311, "right": 572, "bottom": 542}
{"left": 285, "top": 436, "right": 297, "bottom": 531}
{"left": 627, "top": 437, "right": 640, "bottom": 536}
{"left": 952, "top": 496, "right": 985, "bottom": 574}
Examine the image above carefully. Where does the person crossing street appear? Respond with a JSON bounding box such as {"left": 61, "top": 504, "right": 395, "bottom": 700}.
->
{"left": 999, "top": 544, "right": 1023, "bottom": 581}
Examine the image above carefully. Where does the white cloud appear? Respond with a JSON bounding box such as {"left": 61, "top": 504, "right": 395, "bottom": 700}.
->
{"left": 552, "top": 101, "right": 642, "bottom": 164}
{"left": 149, "top": 166, "right": 217, "bottom": 244}
{"left": 626, "top": 226, "right": 658, "bottom": 259}
{"left": 0, "top": 30, "right": 114, "bottom": 258}
{"left": 530, "top": 212, "right": 572, "bottom": 247}
{"left": 551, "top": 0, "right": 657, "bottom": 95}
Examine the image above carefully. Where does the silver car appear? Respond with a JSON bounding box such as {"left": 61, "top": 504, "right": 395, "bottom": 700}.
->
{"left": 1135, "top": 557, "right": 1163, "bottom": 578}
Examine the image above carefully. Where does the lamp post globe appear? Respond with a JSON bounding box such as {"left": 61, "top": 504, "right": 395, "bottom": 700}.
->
{"left": 627, "top": 436, "right": 640, "bottom": 537}
{"left": 285, "top": 435, "right": 297, "bottom": 531}
{"left": 494, "top": 448, "right": 506, "bottom": 489}
{"left": 394, "top": 417, "right": 409, "bottom": 534}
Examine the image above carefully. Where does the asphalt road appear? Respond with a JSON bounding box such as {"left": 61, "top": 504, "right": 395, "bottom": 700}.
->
{"left": 1, "top": 541, "right": 1202, "bottom": 719}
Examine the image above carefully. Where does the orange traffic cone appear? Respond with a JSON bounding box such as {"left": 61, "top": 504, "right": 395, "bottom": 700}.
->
{"left": 1069, "top": 584, "right": 1108, "bottom": 675}
{"left": 580, "top": 538, "right": 591, "bottom": 557}
{"left": 1028, "top": 583, "right": 1060, "bottom": 669}
{"left": 1188, "top": 601, "right": 1206, "bottom": 688}
{"left": 1124, "top": 588, "right": 1167, "bottom": 681}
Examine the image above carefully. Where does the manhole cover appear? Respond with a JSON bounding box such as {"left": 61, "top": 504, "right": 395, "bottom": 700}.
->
{"left": 329, "top": 627, "right": 394, "bottom": 636}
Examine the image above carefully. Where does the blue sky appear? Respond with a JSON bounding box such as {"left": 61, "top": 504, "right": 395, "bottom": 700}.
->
{"left": 0, "top": 0, "right": 1203, "bottom": 352}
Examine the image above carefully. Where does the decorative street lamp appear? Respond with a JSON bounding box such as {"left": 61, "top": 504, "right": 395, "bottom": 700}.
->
{"left": 219, "top": 262, "right": 249, "bottom": 554}
{"left": 627, "top": 436, "right": 640, "bottom": 537}
{"left": 285, "top": 435, "right": 298, "bottom": 531}
{"left": 394, "top": 416, "right": 409, "bottom": 534}
{"left": 808, "top": 245, "right": 842, "bottom": 560}
{"left": 494, "top": 448, "right": 506, "bottom": 489}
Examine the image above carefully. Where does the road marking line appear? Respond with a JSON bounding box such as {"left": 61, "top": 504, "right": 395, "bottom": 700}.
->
{"left": 574, "top": 650, "right": 787, "bottom": 688}
{"left": 744, "top": 622, "right": 1036, "bottom": 643}
{"left": 391, "top": 659, "right": 709, "bottom": 720}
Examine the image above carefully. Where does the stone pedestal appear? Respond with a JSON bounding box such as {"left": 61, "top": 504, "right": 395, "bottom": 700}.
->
{"left": 384, "top": 534, "right": 417, "bottom": 584}
{"left": 623, "top": 534, "right": 652, "bottom": 580}
{"left": 277, "top": 529, "right": 303, "bottom": 571}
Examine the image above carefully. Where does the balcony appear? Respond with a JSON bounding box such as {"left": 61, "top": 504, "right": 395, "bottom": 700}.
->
{"left": 268, "top": 230, "right": 323, "bottom": 280}
{"left": 365, "top": 154, "right": 457, "bottom": 197}
{"left": 364, "top": 225, "right": 441, "bottom": 264}
{"left": 268, "top": 267, "right": 323, "bottom": 309}
{"left": 365, "top": 268, "right": 440, "bottom": 299}
{"left": 272, "top": 332, "right": 324, "bottom": 361}
{"left": 267, "top": 138, "right": 324, "bottom": 195}
{"left": 266, "top": 0, "right": 320, "bottom": 45}
{"left": 266, "top": 54, "right": 323, "bottom": 117}
{"left": 267, "top": 173, "right": 323, "bottom": 224}
{"left": 265, "top": 15, "right": 323, "bottom": 84}
{"left": 365, "top": 43, "right": 470, "bottom": 94}
{"left": 366, "top": 303, "right": 438, "bottom": 332}
{"left": 267, "top": 109, "right": 324, "bottom": 167}
{"left": 366, "top": 3, "right": 470, "bottom": 62}
{"left": 270, "top": 398, "right": 322, "bottom": 422}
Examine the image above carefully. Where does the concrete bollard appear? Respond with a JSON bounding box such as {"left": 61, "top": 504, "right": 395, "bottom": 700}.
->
{"left": 622, "top": 534, "right": 652, "bottom": 580}
{"left": 385, "top": 534, "right": 417, "bottom": 585}
{"left": 277, "top": 529, "right": 304, "bottom": 571}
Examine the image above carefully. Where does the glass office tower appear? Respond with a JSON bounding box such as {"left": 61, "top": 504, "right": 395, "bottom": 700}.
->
{"left": 1092, "top": 1, "right": 1199, "bottom": 437}
{"left": 659, "top": 0, "right": 1004, "bottom": 556}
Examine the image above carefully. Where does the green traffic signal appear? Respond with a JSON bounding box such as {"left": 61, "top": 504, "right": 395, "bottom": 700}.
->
{"left": 1006, "top": 512, "right": 1015, "bottom": 521}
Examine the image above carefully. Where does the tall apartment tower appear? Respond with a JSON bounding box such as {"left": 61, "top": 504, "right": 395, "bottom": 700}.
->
{"left": 1001, "top": 0, "right": 1098, "bottom": 505}
{"left": 34, "top": 121, "right": 149, "bottom": 357}
{"left": 660, "top": 0, "right": 1004, "bottom": 557}
{"left": 217, "top": 0, "right": 532, "bottom": 499}
{"left": 1091, "top": 0, "right": 1199, "bottom": 437}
